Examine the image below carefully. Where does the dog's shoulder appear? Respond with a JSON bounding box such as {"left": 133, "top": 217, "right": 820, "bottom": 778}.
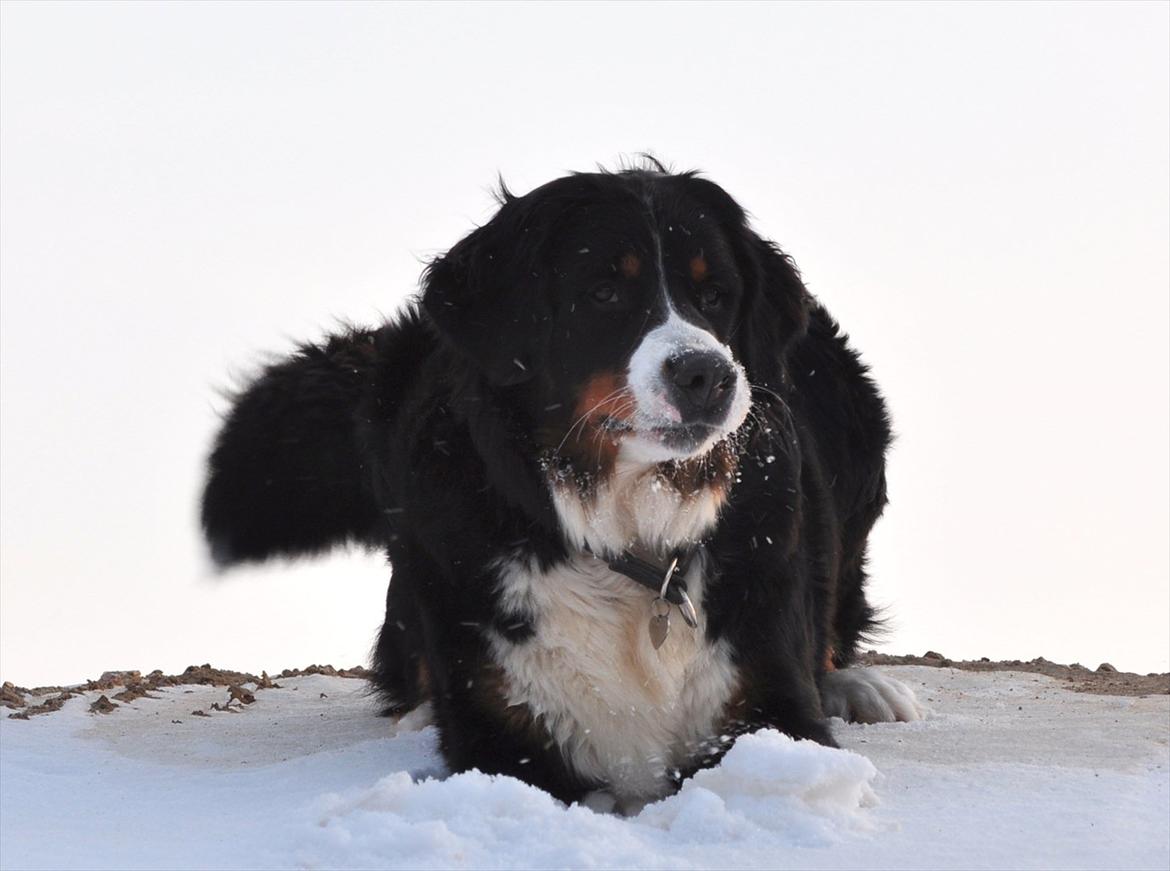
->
{"left": 789, "top": 303, "right": 891, "bottom": 516}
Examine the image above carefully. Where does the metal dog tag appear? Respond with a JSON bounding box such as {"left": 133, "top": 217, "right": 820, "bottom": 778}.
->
{"left": 648, "top": 597, "right": 671, "bottom": 649}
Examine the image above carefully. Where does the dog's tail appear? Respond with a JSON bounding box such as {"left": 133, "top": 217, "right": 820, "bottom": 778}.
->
{"left": 201, "top": 321, "right": 416, "bottom": 568}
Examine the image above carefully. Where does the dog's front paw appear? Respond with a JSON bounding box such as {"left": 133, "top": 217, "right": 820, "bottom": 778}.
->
{"left": 388, "top": 700, "right": 435, "bottom": 735}
{"left": 821, "top": 668, "right": 923, "bottom": 724}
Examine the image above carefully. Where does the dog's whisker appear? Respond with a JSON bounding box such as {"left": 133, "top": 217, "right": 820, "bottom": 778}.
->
{"left": 554, "top": 385, "right": 632, "bottom": 455}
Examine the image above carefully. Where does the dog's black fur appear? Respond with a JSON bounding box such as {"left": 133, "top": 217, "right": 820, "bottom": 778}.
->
{"left": 202, "top": 166, "right": 890, "bottom": 803}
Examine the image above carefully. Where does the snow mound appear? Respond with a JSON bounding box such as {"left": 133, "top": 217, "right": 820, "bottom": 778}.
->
{"left": 641, "top": 730, "right": 877, "bottom": 843}
{"left": 3, "top": 667, "right": 1167, "bottom": 870}
{"left": 298, "top": 730, "right": 877, "bottom": 870}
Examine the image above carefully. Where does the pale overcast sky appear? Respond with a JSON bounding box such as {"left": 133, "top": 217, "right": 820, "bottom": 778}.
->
{"left": 2, "top": 2, "right": 1167, "bottom": 686}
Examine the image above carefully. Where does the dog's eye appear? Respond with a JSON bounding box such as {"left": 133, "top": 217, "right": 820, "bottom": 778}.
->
{"left": 591, "top": 283, "right": 619, "bottom": 305}
{"left": 699, "top": 286, "right": 724, "bottom": 309}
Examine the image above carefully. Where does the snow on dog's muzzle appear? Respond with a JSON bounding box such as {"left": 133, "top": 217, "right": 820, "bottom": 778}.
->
{"left": 622, "top": 313, "right": 751, "bottom": 463}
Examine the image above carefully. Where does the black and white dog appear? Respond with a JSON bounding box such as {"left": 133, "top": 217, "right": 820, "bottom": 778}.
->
{"left": 202, "top": 165, "right": 920, "bottom": 808}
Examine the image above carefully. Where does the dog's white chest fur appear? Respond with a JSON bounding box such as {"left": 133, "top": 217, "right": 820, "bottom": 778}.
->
{"left": 490, "top": 553, "right": 737, "bottom": 801}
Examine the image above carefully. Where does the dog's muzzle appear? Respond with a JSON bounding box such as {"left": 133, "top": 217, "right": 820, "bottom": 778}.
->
{"left": 622, "top": 313, "right": 751, "bottom": 462}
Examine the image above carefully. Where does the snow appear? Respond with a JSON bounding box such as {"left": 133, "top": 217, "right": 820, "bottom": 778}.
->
{"left": 1, "top": 667, "right": 1167, "bottom": 870}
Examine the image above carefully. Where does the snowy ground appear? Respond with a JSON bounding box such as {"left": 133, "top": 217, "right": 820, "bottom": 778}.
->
{"left": 1, "top": 666, "right": 1167, "bottom": 870}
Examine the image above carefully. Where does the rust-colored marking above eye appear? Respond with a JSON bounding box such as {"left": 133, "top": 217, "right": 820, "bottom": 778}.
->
{"left": 620, "top": 253, "right": 641, "bottom": 278}
{"left": 689, "top": 254, "right": 708, "bottom": 283}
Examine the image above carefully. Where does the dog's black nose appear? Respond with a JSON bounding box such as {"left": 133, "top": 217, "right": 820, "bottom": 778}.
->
{"left": 664, "top": 351, "right": 736, "bottom": 422}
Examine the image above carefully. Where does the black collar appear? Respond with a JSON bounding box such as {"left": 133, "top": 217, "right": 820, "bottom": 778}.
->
{"left": 595, "top": 543, "right": 704, "bottom": 608}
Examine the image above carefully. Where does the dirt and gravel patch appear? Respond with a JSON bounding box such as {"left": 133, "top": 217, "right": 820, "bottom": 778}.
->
{"left": 2, "top": 663, "right": 373, "bottom": 718}
{"left": 2, "top": 655, "right": 1164, "bottom": 720}
{"left": 859, "top": 651, "right": 1170, "bottom": 697}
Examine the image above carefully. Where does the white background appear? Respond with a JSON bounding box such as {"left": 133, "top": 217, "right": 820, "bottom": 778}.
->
{"left": 2, "top": 2, "right": 1166, "bottom": 686}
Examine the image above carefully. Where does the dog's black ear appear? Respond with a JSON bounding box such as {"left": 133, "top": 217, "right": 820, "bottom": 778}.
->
{"left": 422, "top": 187, "right": 569, "bottom": 386}
{"left": 736, "top": 231, "right": 813, "bottom": 385}
{"left": 678, "top": 177, "right": 811, "bottom": 385}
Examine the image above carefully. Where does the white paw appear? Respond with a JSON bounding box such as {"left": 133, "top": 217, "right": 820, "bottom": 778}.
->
{"left": 579, "top": 790, "right": 618, "bottom": 814}
{"left": 578, "top": 790, "right": 655, "bottom": 817}
{"left": 821, "top": 668, "right": 924, "bottom": 724}
{"left": 389, "top": 700, "right": 434, "bottom": 735}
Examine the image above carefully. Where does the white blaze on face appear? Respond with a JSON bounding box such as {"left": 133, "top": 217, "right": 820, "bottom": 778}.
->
{"left": 622, "top": 309, "right": 751, "bottom": 464}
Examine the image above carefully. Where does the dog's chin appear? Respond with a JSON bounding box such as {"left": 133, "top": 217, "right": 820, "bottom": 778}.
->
{"left": 614, "top": 421, "right": 731, "bottom": 465}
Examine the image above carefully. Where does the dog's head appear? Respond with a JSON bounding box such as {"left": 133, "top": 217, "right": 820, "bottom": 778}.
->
{"left": 423, "top": 167, "right": 809, "bottom": 551}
